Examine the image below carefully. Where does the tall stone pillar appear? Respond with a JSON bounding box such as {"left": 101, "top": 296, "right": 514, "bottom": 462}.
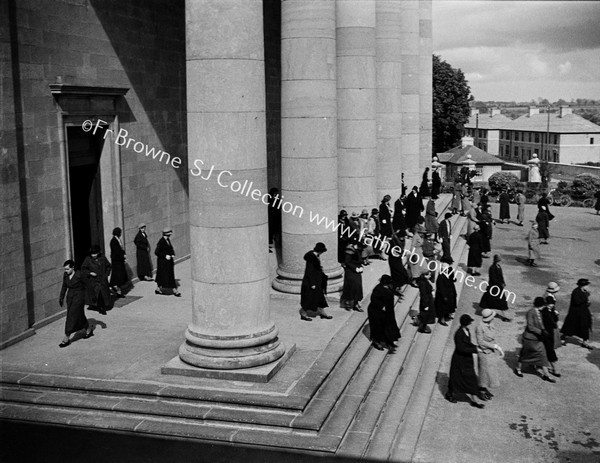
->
{"left": 273, "top": 0, "right": 343, "bottom": 294}
{"left": 179, "top": 0, "right": 285, "bottom": 370}
{"left": 419, "top": 0, "right": 433, "bottom": 168}
{"left": 337, "top": 0, "right": 377, "bottom": 213}
{"left": 399, "top": 0, "right": 421, "bottom": 190}
{"left": 375, "top": 0, "right": 403, "bottom": 200}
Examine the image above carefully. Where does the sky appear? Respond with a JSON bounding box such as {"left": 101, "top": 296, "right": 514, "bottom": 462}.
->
{"left": 432, "top": 0, "right": 600, "bottom": 102}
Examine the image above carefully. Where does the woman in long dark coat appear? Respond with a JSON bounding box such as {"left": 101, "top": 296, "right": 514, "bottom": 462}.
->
{"left": 134, "top": 223, "right": 153, "bottom": 281}
{"left": 81, "top": 245, "right": 112, "bottom": 314}
{"left": 155, "top": 227, "right": 181, "bottom": 296}
{"left": 480, "top": 205, "right": 493, "bottom": 255}
{"left": 435, "top": 261, "right": 457, "bottom": 325}
{"left": 405, "top": 186, "right": 424, "bottom": 232}
{"left": 388, "top": 229, "right": 409, "bottom": 289}
{"left": 109, "top": 227, "right": 128, "bottom": 295}
{"left": 340, "top": 244, "right": 364, "bottom": 311}
{"left": 379, "top": 195, "right": 393, "bottom": 238}
{"left": 59, "top": 260, "right": 93, "bottom": 347}
{"left": 560, "top": 279, "right": 593, "bottom": 349}
{"left": 467, "top": 225, "right": 484, "bottom": 276}
{"left": 479, "top": 255, "right": 509, "bottom": 314}
{"left": 392, "top": 196, "right": 407, "bottom": 233}
{"left": 445, "top": 314, "right": 485, "bottom": 408}
{"left": 419, "top": 167, "right": 430, "bottom": 197}
{"left": 416, "top": 272, "right": 435, "bottom": 333}
{"left": 431, "top": 170, "right": 441, "bottom": 199}
{"left": 498, "top": 190, "right": 510, "bottom": 223}
{"left": 536, "top": 206, "right": 550, "bottom": 244}
{"left": 367, "top": 275, "right": 400, "bottom": 351}
{"left": 300, "top": 242, "right": 331, "bottom": 320}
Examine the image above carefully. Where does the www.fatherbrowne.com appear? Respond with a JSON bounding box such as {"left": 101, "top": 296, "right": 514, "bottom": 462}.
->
{"left": 84, "top": 120, "right": 515, "bottom": 304}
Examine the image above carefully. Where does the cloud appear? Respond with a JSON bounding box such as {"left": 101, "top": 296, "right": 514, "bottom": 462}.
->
{"left": 558, "top": 61, "right": 572, "bottom": 75}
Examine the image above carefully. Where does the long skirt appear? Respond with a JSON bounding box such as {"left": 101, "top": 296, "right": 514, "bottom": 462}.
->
{"left": 389, "top": 254, "right": 410, "bottom": 288}
{"left": 368, "top": 306, "right": 398, "bottom": 345}
{"left": 341, "top": 271, "right": 363, "bottom": 309}
{"left": 518, "top": 337, "right": 549, "bottom": 367}
{"left": 480, "top": 288, "right": 508, "bottom": 311}
{"left": 136, "top": 248, "right": 153, "bottom": 278}
{"left": 156, "top": 258, "right": 177, "bottom": 289}
{"left": 448, "top": 353, "right": 479, "bottom": 395}
{"left": 528, "top": 243, "right": 540, "bottom": 259}
{"left": 517, "top": 204, "right": 525, "bottom": 222}
{"left": 538, "top": 226, "right": 549, "bottom": 240}
{"left": 64, "top": 291, "right": 88, "bottom": 336}
{"left": 110, "top": 260, "right": 129, "bottom": 286}
{"left": 86, "top": 278, "right": 112, "bottom": 309}
{"left": 542, "top": 332, "right": 558, "bottom": 363}
{"left": 477, "top": 352, "right": 500, "bottom": 388}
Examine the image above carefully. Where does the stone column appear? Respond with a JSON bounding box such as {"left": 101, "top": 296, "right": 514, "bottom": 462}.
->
{"left": 419, "top": 0, "right": 433, "bottom": 169}
{"left": 399, "top": 0, "right": 421, "bottom": 190}
{"left": 273, "top": 0, "right": 343, "bottom": 294}
{"left": 375, "top": 0, "right": 403, "bottom": 200}
{"left": 180, "top": 0, "right": 285, "bottom": 370}
{"left": 337, "top": 0, "right": 377, "bottom": 213}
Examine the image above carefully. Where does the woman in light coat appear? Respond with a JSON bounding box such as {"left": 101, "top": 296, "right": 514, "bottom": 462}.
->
{"left": 527, "top": 222, "right": 540, "bottom": 267}
{"left": 475, "top": 309, "right": 504, "bottom": 400}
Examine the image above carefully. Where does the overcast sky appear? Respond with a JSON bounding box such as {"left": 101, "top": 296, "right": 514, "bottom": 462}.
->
{"left": 433, "top": 0, "right": 600, "bottom": 102}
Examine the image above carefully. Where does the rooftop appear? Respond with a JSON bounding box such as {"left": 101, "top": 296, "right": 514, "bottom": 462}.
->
{"left": 440, "top": 144, "right": 505, "bottom": 165}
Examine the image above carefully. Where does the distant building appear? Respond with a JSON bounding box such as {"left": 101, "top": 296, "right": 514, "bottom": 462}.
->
{"left": 438, "top": 137, "right": 504, "bottom": 182}
{"left": 465, "top": 106, "right": 600, "bottom": 164}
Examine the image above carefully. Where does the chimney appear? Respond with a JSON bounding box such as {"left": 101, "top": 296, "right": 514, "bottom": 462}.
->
{"left": 470, "top": 108, "right": 479, "bottom": 116}
{"left": 462, "top": 136, "right": 474, "bottom": 147}
{"left": 528, "top": 106, "right": 539, "bottom": 117}
{"left": 490, "top": 107, "right": 501, "bottom": 117}
{"left": 559, "top": 105, "right": 572, "bottom": 117}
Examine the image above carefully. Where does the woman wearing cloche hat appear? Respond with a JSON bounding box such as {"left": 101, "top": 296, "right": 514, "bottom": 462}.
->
{"left": 560, "top": 279, "right": 593, "bottom": 350}
{"left": 475, "top": 309, "right": 504, "bottom": 400}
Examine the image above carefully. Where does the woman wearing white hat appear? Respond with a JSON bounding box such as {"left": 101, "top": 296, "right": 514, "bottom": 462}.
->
{"left": 475, "top": 308, "right": 504, "bottom": 400}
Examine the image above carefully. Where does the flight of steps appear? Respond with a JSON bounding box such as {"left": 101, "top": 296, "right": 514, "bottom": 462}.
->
{"left": 0, "top": 194, "right": 470, "bottom": 460}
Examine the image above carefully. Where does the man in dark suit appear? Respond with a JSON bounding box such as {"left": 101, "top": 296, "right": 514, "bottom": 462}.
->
{"left": 300, "top": 242, "right": 332, "bottom": 321}
{"left": 155, "top": 227, "right": 181, "bottom": 297}
{"left": 439, "top": 212, "right": 454, "bottom": 264}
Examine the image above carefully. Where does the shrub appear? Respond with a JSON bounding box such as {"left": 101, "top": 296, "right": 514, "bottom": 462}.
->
{"left": 570, "top": 174, "right": 600, "bottom": 200}
{"left": 488, "top": 172, "right": 521, "bottom": 194}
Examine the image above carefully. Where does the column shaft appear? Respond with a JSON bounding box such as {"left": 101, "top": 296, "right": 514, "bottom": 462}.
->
{"left": 337, "top": 0, "right": 377, "bottom": 213}
{"left": 274, "top": 0, "right": 343, "bottom": 293}
{"left": 419, "top": 0, "right": 433, "bottom": 168}
{"left": 376, "top": 0, "right": 403, "bottom": 200}
{"left": 181, "top": 0, "right": 284, "bottom": 369}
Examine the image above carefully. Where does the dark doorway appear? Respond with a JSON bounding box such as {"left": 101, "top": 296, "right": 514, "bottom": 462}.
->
{"left": 67, "top": 125, "right": 106, "bottom": 268}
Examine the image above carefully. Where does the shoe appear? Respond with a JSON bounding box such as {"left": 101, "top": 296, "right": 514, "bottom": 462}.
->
{"left": 300, "top": 315, "right": 312, "bottom": 321}
{"left": 445, "top": 393, "right": 457, "bottom": 403}
{"left": 83, "top": 328, "right": 94, "bottom": 339}
{"left": 477, "top": 393, "right": 489, "bottom": 401}
{"left": 372, "top": 342, "right": 384, "bottom": 351}
{"left": 473, "top": 272, "right": 481, "bottom": 276}
{"left": 319, "top": 314, "right": 333, "bottom": 319}
{"left": 581, "top": 342, "right": 594, "bottom": 350}
{"left": 144, "top": 277, "right": 154, "bottom": 281}
{"left": 155, "top": 289, "right": 164, "bottom": 295}
{"left": 470, "top": 401, "right": 485, "bottom": 409}
{"left": 530, "top": 262, "right": 538, "bottom": 267}
{"left": 541, "top": 375, "right": 556, "bottom": 383}
{"left": 173, "top": 292, "right": 182, "bottom": 297}
{"left": 513, "top": 368, "right": 523, "bottom": 378}
{"left": 418, "top": 326, "right": 432, "bottom": 334}
{"left": 438, "top": 321, "right": 448, "bottom": 326}
{"left": 549, "top": 370, "right": 561, "bottom": 378}
{"left": 59, "top": 340, "right": 71, "bottom": 348}
{"left": 353, "top": 307, "right": 364, "bottom": 312}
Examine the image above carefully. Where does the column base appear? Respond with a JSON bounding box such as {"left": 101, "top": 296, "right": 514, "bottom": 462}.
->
{"left": 162, "top": 343, "right": 295, "bottom": 383}
{"left": 272, "top": 266, "right": 344, "bottom": 294}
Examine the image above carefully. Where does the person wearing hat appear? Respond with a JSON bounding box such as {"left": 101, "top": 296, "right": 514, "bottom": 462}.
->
{"left": 446, "top": 314, "right": 486, "bottom": 408}
{"left": 415, "top": 270, "right": 435, "bottom": 334}
{"left": 535, "top": 205, "right": 550, "bottom": 245}
{"left": 154, "top": 227, "right": 181, "bottom": 297}
{"left": 58, "top": 260, "right": 94, "bottom": 348}
{"left": 560, "top": 279, "right": 593, "bottom": 350}
{"left": 424, "top": 196, "right": 439, "bottom": 241}
{"left": 431, "top": 168, "right": 441, "bottom": 200}
{"left": 379, "top": 195, "right": 394, "bottom": 238}
{"left": 419, "top": 167, "right": 430, "bottom": 197}
{"left": 109, "top": 227, "right": 129, "bottom": 297}
{"left": 367, "top": 275, "right": 400, "bottom": 351}
{"left": 541, "top": 295, "right": 561, "bottom": 377}
{"left": 368, "top": 208, "right": 386, "bottom": 261}
{"left": 392, "top": 195, "right": 407, "bottom": 234}
{"left": 466, "top": 199, "right": 479, "bottom": 237}
{"left": 526, "top": 221, "right": 540, "bottom": 266}
{"left": 472, "top": 186, "right": 481, "bottom": 206}
{"left": 435, "top": 259, "right": 457, "bottom": 325}
{"left": 81, "top": 245, "right": 113, "bottom": 314}
{"left": 498, "top": 188, "right": 511, "bottom": 224}
{"left": 514, "top": 297, "right": 556, "bottom": 382}
{"left": 461, "top": 182, "right": 472, "bottom": 217}
{"left": 388, "top": 229, "right": 409, "bottom": 290}
{"left": 466, "top": 224, "right": 484, "bottom": 276}
{"left": 405, "top": 187, "right": 424, "bottom": 233}
{"left": 340, "top": 243, "right": 364, "bottom": 312}
{"left": 451, "top": 183, "right": 462, "bottom": 215}
{"left": 337, "top": 210, "right": 351, "bottom": 264}
{"left": 475, "top": 308, "right": 504, "bottom": 400}
{"left": 479, "top": 255, "right": 510, "bottom": 320}
{"left": 134, "top": 223, "right": 153, "bottom": 281}
{"left": 300, "top": 243, "right": 332, "bottom": 321}
{"left": 438, "top": 212, "right": 454, "bottom": 264}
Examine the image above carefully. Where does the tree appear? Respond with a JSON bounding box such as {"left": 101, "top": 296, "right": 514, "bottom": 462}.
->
{"left": 432, "top": 54, "right": 473, "bottom": 155}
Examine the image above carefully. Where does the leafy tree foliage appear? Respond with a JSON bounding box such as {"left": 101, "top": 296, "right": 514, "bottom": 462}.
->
{"left": 432, "top": 54, "right": 473, "bottom": 155}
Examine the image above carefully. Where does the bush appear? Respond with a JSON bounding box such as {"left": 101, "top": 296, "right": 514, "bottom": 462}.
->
{"left": 569, "top": 174, "right": 600, "bottom": 200}
{"left": 488, "top": 172, "right": 521, "bottom": 194}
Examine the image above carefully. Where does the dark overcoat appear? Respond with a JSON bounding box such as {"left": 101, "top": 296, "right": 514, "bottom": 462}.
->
{"left": 419, "top": 171, "right": 430, "bottom": 197}
{"left": 405, "top": 192, "right": 424, "bottom": 230}
{"left": 431, "top": 171, "right": 441, "bottom": 198}
{"left": 561, "top": 287, "right": 592, "bottom": 341}
{"left": 60, "top": 271, "right": 88, "bottom": 335}
{"left": 367, "top": 283, "right": 400, "bottom": 344}
{"left": 541, "top": 305, "right": 560, "bottom": 363}
{"left": 435, "top": 271, "right": 457, "bottom": 320}
{"left": 81, "top": 254, "right": 112, "bottom": 308}
{"left": 134, "top": 230, "right": 153, "bottom": 278}
{"left": 424, "top": 199, "right": 439, "bottom": 233}
{"left": 467, "top": 231, "right": 484, "bottom": 268}
{"left": 499, "top": 192, "right": 511, "bottom": 219}
{"left": 379, "top": 201, "right": 393, "bottom": 237}
{"left": 109, "top": 236, "right": 128, "bottom": 286}
{"left": 448, "top": 327, "right": 479, "bottom": 395}
{"left": 155, "top": 237, "right": 177, "bottom": 289}
{"left": 341, "top": 247, "right": 363, "bottom": 306}
{"left": 300, "top": 251, "right": 328, "bottom": 311}
{"left": 417, "top": 275, "right": 436, "bottom": 324}
{"left": 392, "top": 198, "right": 407, "bottom": 232}
{"left": 480, "top": 263, "right": 509, "bottom": 310}
{"left": 536, "top": 210, "right": 550, "bottom": 239}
